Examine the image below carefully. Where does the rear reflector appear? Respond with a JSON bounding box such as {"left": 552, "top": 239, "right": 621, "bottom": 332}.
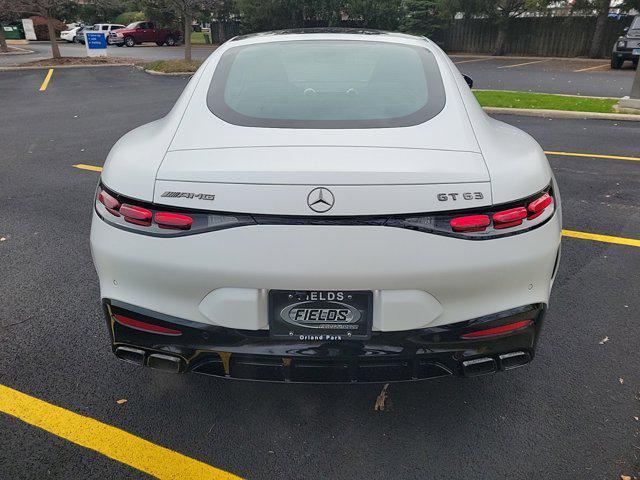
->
{"left": 461, "top": 319, "right": 533, "bottom": 339}
{"left": 113, "top": 314, "right": 182, "bottom": 336}
{"left": 450, "top": 215, "right": 490, "bottom": 232}
{"left": 155, "top": 212, "right": 193, "bottom": 230}
{"left": 120, "top": 204, "right": 152, "bottom": 226}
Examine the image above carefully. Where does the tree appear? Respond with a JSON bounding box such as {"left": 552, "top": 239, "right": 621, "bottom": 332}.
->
{"left": 142, "top": 0, "right": 220, "bottom": 61}
{"left": 8, "top": 0, "right": 76, "bottom": 59}
{"left": 399, "top": 0, "right": 460, "bottom": 36}
{"left": 344, "top": 0, "right": 403, "bottom": 30}
{"left": 453, "top": 0, "right": 551, "bottom": 56}
{"left": 0, "top": 1, "right": 13, "bottom": 53}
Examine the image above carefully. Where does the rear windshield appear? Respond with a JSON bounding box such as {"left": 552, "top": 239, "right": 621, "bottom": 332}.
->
{"left": 207, "top": 40, "right": 446, "bottom": 129}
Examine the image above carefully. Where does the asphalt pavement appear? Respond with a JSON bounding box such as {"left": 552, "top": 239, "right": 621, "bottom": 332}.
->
{"left": 0, "top": 41, "right": 218, "bottom": 66}
{"left": 1, "top": 42, "right": 638, "bottom": 97}
{"left": 0, "top": 66, "right": 639, "bottom": 480}
{"left": 452, "top": 55, "right": 638, "bottom": 98}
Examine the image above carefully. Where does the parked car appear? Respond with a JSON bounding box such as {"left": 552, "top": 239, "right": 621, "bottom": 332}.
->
{"left": 60, "top": 26, "right": 83, "bottom": 43}
{"left": 612, "top": 15, "right": 640, "bottom": 69}
{"left": 92, "top": 29, "right": 562, "bottom": 382}
{"left": 109, "top": 21, "right": 182, "bottom": 47}
{"left": 78, "top": 24, "right": 125, "bottom": 45}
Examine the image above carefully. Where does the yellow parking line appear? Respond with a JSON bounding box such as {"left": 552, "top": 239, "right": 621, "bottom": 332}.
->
{"left": 573, "top": 64, "right": 609, "bottom": 73}
{"left": 544, "top": 151, "right": 640, "bottom": 162}
{"left": 498, "top": 59, "right": 548, "bottom": 69}
{"left": 0, "top": 384, "right": 242, "bottom": 480}
{"left": 39, "top": 69, "right": 53, "bottom": 91}
{"left": 562, "top": 229, "right": 640, "bottom": 248}
{"left": 74, "top": 164, "right": 103, "bottom": 172}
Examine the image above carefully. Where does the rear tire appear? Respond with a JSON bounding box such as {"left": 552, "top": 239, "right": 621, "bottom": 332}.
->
{"left": 124, "top": 36, "right": 135, "bottom": 47}
{"left": 72, "top": 36, "right": 78, "bottom": 43}
{"left": 165, "top": 35, "right": 176, "bottom": 46}
{"left": 611, "top": 56, "right": 624, "bottom": 69}
{"left": 155, "top": 41, "right": 164, "bottom": 46}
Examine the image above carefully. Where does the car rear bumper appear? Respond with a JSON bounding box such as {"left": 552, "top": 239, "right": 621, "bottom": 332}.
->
{"left": 90, "top": 210, "right": 561, "bottom": 332}
{"left": 105, "top": 299, "right": 546, "bottom": 383}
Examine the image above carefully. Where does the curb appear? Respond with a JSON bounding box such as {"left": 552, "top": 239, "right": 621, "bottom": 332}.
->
{"left": 142, "top": 68, "right": 195, "bottom": 76}
{"left": 483, "top": 106, "right": 640, "bottom": 122}
{"left": 0, "top": 63, "right": 135, "bottom": 71}
{"left": 0, "top": 47, "right": 34, "bottom": 55}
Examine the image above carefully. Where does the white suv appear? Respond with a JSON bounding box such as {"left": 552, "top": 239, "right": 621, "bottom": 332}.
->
{"left": 78, "top": 24, "right": 125, "bottom": 44}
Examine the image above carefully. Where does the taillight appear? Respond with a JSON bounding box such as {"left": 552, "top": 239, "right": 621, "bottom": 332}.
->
{"left": 527, "top": 193, "right": 553, "bottom": 220}
{"left": 399, "top": 185, "right": 555, "bottom": 240}
{"left": 95, "top": 185, "right": 254, "bottom": 237}
{"left": 492, "top": 207, "right": 527, "bottom": 229}
{"left": 120, "top": 204, "right": 152, "bottom": 226}
{"left": 98, "top": 190, "right": 120, "bottom": 216}
{"left": 155, "top": 212, "right": 193, "bottom": 230}
{"left": 460, "top": 319, "right": 533, "bottom": 339}
{"left": 450, "top": 215, "right": 490, "bottom": 232}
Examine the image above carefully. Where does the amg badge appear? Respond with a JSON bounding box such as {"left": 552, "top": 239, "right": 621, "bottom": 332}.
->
{"left": 161, "top": 191, "right": 215, "bottom": 201}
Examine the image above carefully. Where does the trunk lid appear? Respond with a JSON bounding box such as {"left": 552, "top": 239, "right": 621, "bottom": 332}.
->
{"left": 153, "top": 147, "right": 492, "bottom": 216}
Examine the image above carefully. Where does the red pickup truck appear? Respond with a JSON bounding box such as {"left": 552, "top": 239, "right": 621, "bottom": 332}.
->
{"left": 110, "top": 21, "right": 182, "bottom": 47}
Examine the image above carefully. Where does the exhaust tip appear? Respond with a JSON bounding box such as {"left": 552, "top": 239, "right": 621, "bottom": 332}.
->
{"left": 114, "top": 346, "right": 145, "bottom": 366}
{"left": 461, "top": 357, "right": 496, "bottom": 377}
{"left": 147, "top": 353, "right": 184, "bottom": 374}
{"left": 498, "top": 351, "right": 531, "bottom": 370}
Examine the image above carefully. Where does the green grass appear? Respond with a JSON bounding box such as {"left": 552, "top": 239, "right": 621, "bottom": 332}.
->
{"left": 474, "top": 90, "right": 618, "bottom": 114}
{"left": 190, "top": 31, "right": 209, "bottom": 45}
{"left": 140, "top": 59, "right": 203, "bottom": 73}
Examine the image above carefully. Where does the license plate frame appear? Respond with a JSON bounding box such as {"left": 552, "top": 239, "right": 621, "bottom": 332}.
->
{"left": 268, "top": 290, "right": 373, "bottom": 341}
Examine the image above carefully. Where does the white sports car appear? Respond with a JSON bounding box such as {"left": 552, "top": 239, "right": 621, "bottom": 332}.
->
{"left": 91, "top": 29, "right": 561, "bottom": 382}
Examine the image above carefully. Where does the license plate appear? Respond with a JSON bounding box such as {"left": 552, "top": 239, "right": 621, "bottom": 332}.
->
{"left": 633, "top": 48, "right": 640, "bottom": 56}
{"left": 269, "top": 290, "right": 373, "bottom": 341}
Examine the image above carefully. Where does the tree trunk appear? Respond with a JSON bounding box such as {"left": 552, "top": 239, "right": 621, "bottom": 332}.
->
{"left": 217, "top": 21, "right": 225, "bottom": 44}
{"left": 184, "top": 10, "right": 192, "bottom": 62}
{"left": 589, "top": 0, "right": 612, "bottom": 58}
{"left": 46, "top": 17, "right": 61, "bottom": 59}
{"left": 0, "top": 26, "right": 9, "bottom": 53}
{"left": 494, "top": 23, "right": 508, "bottom": 56}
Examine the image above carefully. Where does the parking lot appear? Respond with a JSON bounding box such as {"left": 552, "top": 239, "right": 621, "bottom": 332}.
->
{"left": 0, "top": 65, "right": 639, "bottom": 479}
{"left": 2, "top": 42, "right": 638, "bottom": 97}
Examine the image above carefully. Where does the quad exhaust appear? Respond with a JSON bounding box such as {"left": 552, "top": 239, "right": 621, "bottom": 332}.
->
{"left": 462, "top": 350, "right": 531, "bottom": 377}
{"left": 114, "top": 346, "right": 184, "bottom": 373}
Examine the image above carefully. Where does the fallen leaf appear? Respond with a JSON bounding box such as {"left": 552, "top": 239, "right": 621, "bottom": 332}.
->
{"left": 620, "top": 475, "right": 631, "bottom": 480}
{"left": 634, "top": 416, "right": 639, "bottom": 421}
{"left": 0, "top": 237, "right": 5, "bottom": 242}
{"left": 599, "top": 336, "right": 609, "bottom": 345}
{"left": 619, "top": 378, "right": 624, "bottom": 385}
{"left": 374, "top": 383, "right": 390, "bottom": 412}
{"left": 116, "top": 399, "right": 127, "bottom": 404}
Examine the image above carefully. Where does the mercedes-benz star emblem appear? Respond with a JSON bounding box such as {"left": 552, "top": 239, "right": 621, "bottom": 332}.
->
{"left": 307, "top": 187, "right": 335, "bottom": 213}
